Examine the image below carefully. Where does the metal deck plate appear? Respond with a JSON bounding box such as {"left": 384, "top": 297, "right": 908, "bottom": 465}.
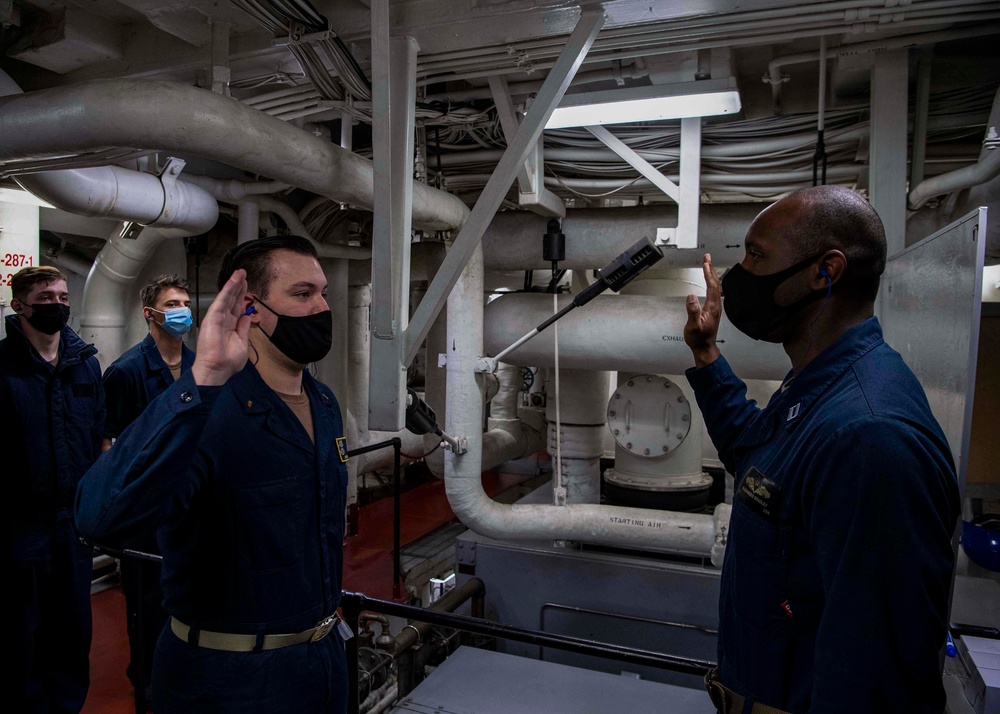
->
{"left": 389, "top": 646, "right": 715, "bottom": 713}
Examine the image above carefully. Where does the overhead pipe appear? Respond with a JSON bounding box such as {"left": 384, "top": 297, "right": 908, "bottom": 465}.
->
{"left": 444, "top": 245, "right": 731, "bottom": 562}
{"left": 0, "top": 80, "right": 469, "bottom": 232}
{"left": 180, "top": 174, "right": 290, "bottom": 200}
{"left": 484, "top": 292, "right": 789, "bottom": 382}
{"left": 0, "top": 69, "right": 214, "bottom": 371}
{"left": 43, "top": 249, "right": 93, "bottom": 278}
{"left": 17, "top": 167, "right": 218, "bottom": 235}
{"left": 0, "top": 70, "right": 218, "bottom": 236}
{"left": 909, "top": 88, "right": 1000, "bottom": 209}
{"left": 482, "top": 205, "right": 763, "bottom": 273}
{"left": 422, "top": 61, "right": 649, "bottom": 103}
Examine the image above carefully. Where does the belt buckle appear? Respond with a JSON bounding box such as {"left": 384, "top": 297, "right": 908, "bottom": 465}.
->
{"left": 310, "top": 615, "right": 337, "bottom": 643}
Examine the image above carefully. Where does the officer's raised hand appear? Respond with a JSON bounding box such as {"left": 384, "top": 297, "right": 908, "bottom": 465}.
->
{"left": 684, "top": 253, "right": 722, "bottom": 369}
{"left": 191, "top": 269, "right": 252, "bottom": 387}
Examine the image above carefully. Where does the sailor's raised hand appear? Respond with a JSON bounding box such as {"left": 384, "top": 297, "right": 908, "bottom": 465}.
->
{"left": 191, "top": 269, "right": 251, "bottom": 387}
{"left": 684, "top": 253, "right": 723, "bottom": 369}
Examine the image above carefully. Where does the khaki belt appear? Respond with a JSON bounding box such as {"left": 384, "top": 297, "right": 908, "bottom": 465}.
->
{"left": 170, "top": 615, "right": 339, "bottom": 652}
{"left": 705, "top": 668, "right": 793, "bottom": 714}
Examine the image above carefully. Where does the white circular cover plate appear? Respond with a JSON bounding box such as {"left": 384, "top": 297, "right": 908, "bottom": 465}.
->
{"left": 607, "top": 374, "right": 691, "bottom": 457}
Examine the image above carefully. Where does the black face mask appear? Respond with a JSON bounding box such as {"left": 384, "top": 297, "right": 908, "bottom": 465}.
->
{"left": 721, "top": 254, "right": 826, "bottom": 341}
{"left": 23, "top": 303, "right": 71, "bottom": 335}
{"left": 252, "top": 296, "right": 332, "bottom": 365}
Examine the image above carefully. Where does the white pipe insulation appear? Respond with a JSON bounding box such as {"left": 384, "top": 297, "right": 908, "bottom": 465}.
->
{"left": 17, "top": 168, "right": 218, "bottom": 234}
{"left": 482, "top": 204, "right": 763, "bottom": 272}
{"left": 0, "top": 69, "right": 215, "bottom": 371}
{"left": 485, "top": 292, "right": 789, "bottom": 382}
{"left": 0, "top": 70, "right": 218, "bottom": 236}
{"left": 80, "top": 226, "right": 191, "bottom": 366}
{"left": 445, "top": 245, "right": 731, "bottom": 562}
{"left": 0, "top": 80, "right": 469, "bottom": 233}
{"left": 908, "top": 88, "right": 1000, "bottom": 209}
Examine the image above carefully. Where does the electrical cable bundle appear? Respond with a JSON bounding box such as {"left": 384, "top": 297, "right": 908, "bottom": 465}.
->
{"left": 231, "top": 0, "right": 371, "bottom": 101}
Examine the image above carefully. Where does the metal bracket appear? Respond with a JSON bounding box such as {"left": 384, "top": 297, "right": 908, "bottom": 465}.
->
{"left": 156, "top": 157, "right": 187, "bottom": 227}
{"left": 442, "top": 435, "right": 469, "bottom": 455}
{"left": 119, "top": 222, "right": 144, "bottom": 241}
{"left": 273, "top": 23, "right": 334, "bottom": 47}
{"left": 474, "top": 356, "right": 498, "bottom": 374}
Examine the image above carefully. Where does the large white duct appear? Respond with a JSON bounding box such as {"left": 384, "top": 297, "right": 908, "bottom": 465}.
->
{"left": 485, "top": 292, "right": 789, "bottom": 381}
{"left": 444, "top": 245, "right": 731, "bottom": 561}
{"left": 0, "top": 80, "right": 469, "bottom": 232}
{"left": 17, "top": 167, "right": 218, "bottom": 234}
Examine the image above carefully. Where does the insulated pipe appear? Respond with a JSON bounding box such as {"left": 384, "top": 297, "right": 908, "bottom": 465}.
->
{"left": 909, "top": 89, "right": 1000, "bottom": 209}
{"left": 482, "top": 205, "right": 762, "bottom": 272}
{"left": 180, "top": 174, "right": 290, "bottom": 200}
{"left": 480, "top": 362, "right": 547, "bottom": 472}
{"left": 1, "top": 71, "right": 218, "bottom": 237}
{"left": 0, "top": 80, "right": 469, "bottom": 232}
{"left": 347, "top": 285, "right": 372, "bottom": 435}
{"left": 485, "top": 293, "right": 789, "bottom": 382}
{"left": 422, "top": 62, "right": 649, "bottom": 103}
{"left": 44, "top": 250, "right": 93, "bottom": 278}
{"left": 444, "top": 245, "right": 729, "bottom": 560}
{"left": 16, "top": 167, "right": 219, "bottom": 234}
{"left": 80, "top": 226, "right": 190, "bottom": 368}
{"left": 237, "top": 199, "right": 259, "bottom": 244}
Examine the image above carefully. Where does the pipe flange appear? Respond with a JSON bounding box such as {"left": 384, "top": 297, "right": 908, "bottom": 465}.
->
{"left": 604, "top": 467, "right": 713, "bottom": 493}
{"left": 607, "top": 375, "right": 691, "bottom": 456}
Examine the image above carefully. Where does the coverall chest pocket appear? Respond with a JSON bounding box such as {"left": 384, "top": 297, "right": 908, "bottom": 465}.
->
{"left": 729, "top": 506, "right": 791, "bottom": 635}
{"left": 233, "top": 477, "right": 304, "bottom": 574}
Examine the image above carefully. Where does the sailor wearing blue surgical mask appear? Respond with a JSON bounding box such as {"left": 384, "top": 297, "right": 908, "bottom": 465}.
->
{"left": 100, "top": 273, "right": 195, "bottom": 711}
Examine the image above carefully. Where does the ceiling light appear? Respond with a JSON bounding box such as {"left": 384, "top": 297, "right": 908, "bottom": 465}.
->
{"left": 545, "top": 77, "right": 741, "bottom": 129}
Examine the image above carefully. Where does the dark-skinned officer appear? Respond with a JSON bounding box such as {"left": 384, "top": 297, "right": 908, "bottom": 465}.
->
{"left": 684, "top": 185, "right": 959, "bottom": 713}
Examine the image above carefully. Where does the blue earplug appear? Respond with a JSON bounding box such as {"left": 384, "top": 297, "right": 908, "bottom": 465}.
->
{"left": 244, "top": 305, "right": 257, "bottom": 316}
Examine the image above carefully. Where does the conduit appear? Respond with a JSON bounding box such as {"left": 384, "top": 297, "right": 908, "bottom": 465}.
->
{"left": 484, "top": 292, "right": 789, "bottom": 382}
{"left": 444, "top": 245, "right": 731, "bottom": 562}
{"left": 0, "top": 80, "right": 469, "bottom": 232}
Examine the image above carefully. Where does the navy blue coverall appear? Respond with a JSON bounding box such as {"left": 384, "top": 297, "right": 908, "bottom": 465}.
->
{"left": 102, "top": 332, "right": 195, "bottom": 698}
{"left": 76, "top": 362, "right": 349, "bottom": 714}
{"left": 1, "top": 313, "right": 105, "bottom": 714}
{"left": 686, "top": 317, "right": 959, "bottom": 713}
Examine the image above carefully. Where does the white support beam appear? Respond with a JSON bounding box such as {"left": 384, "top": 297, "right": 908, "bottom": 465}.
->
{"left": 677, "top": 117, "right": 702, "bottom": 250}
{"left": 369, "top": 0, "right": 420, "bottom": 430}
{"left": 403, "top": 10, "right": 605, "bottom": 365}
{"left": 869, "top": 50, "right": 909, "bottom": 256}
{"left": 489, "top": 75, "right": 566, "bottom": 218}
{"left": 585, "top": 124, "right": 679, "bottom": 202}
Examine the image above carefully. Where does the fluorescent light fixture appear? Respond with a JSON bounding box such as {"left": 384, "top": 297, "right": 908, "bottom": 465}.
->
{"left": 545, "top": 77, "right": 741, "bottom": 129}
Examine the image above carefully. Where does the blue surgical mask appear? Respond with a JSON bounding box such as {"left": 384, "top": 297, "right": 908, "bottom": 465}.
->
{"left": 149, "top": 306, "right": 193, "bottom": 338}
